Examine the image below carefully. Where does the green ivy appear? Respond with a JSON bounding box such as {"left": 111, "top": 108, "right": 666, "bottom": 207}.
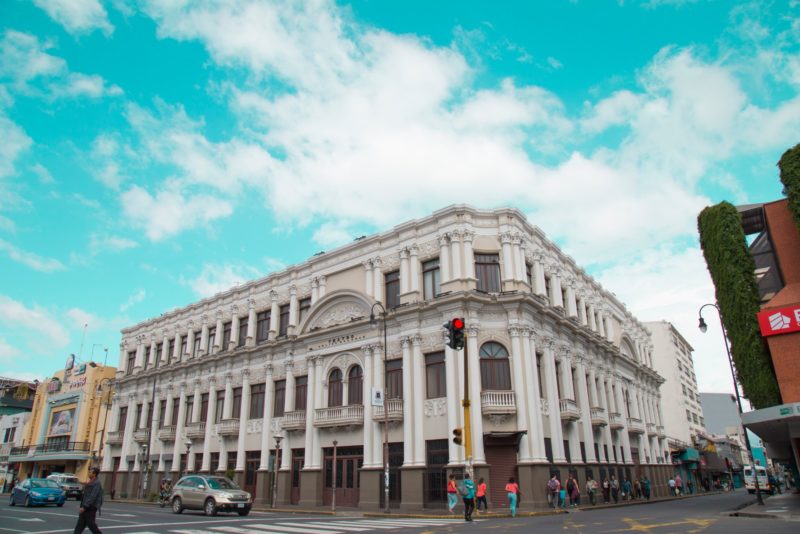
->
{"left": 697, "top": 201, "right": 781, "bottom": 409}
{"left": 778, "top": 142, "right": 800, "bottom": 232}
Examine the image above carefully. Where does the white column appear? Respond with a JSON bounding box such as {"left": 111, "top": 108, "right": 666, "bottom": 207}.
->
{"left": 552, "top": 272, "right": 564, "bottom": 308}
{"left": 565, "top": 283, "right": 578, "bottom": 318}
{"left": 575, "top": 360, "right": 597, "bottom": 462}
{"left": 120, "top": 396, "right": 137, "bottom": 472}
{"left": 578, "top": 296, "right": 587, "bottom": 326}
{"left": 311, "top": 277, "right": 320, "bottom": 304}
{"left": 371, "top": 347, "right": 384, "bottom": 467}
{"left": 533, "top": 256, "right": 546, "bottom": 296}
{"left": 134, "top": 339, "right": 145, "bottom": 371}
{"left": 285, "top": 362, "right": 296, "bottom": 412}
{"left": 464, "top": 327, "right": 484, "bottom": 465}
{"left": 605, "top": 314, "right": 615, "bottom": 342}
{"left": 362, "top": 347, "right": 374, "bottom": 468}
{"left": 597, "top": 309, "right": 606, "bottom": 338}
{"left": 303, "top": 356, "right": 317, "bottom": 468}
{"left": 246, "top": 299, "right": 257, "bottom": 346}
{"left": 438, "top": 235, "right": 451, "bottom": 284}
{"left": 588, "top": 304, "right": 597, "bottom": 332}
{"left": 214, "top": 313, "right": 224, "bottom": 353}
{"left": 102, "top": 403, "right": 120, "bottom": 471}
{"left": 202, "top": 379, "right": 217, "bottom": 472}
{"left": 171, "top": 328, "right": 182, "bottom": 363}
{"left": 147, "top": 339, "right": 157, "bottom": 368}
{"left": 445, "top": 344, "right": 461, "bottom": 465}
{"left": 160, "top": 332, "right": 170, "bottom": 365}
{"left": 288, "top": 285, "right": 298, "bottom": 335}
{"left": 118, "top": 342, "right": 128, "bottom": 374}
{"left": 269, "top": 291, "right": 279, "bottom": 340}
{"left": 163, "top": 389, "right": 175, "bottom": 429}
{"left": 401, "top": 337, "right": 413, "bottom": 466}
{"left": 512, "top": 236, "right": 525, "bottom": 281}
{"left": 500, "top": 233, "right": 514, "bottom": 281}
{"left": 462, "top": 232, "right": 475, "bottom": 280}
{"left": 230, "top": 311, "right": 240, "bottom": 350}
{"left": 188, "top": 380, "right": 201, "bottom": 470}
{"left": 409, "top": 246, "right": 420, "bottom": 293}
{"left": 170, "top": 385, "right": 187, "bottom": 473}
{"left": 200, "top": 317, "right": 209, "bottom": 357}
{"left": 258, "top": 365, "right": 275, "bottom": 471}
{"left": 311, "top": 358, "right": 323, "bottom": 468}
{"left": 222, "top": 375, "right": 233, "bottom": 420}
{"left": 364, "top": 261, "right": 374, "bottom": 300}
{"left": 411, "top": 336, "right": 426, "bottom": 465}
{"left": 318, "top": 275, "right": 327, "bottom": 299}
{"left": 185, "top": 324, "right": 195, "bottom": 359}
{"left": 235, "top": 374, "right": 251, "bottom": 471}
{"left": 399, "top": 248, "right": 410, "bottom": 295}
{"left": 450, "top": 232, "right": 462, "bottom": 280}
{"left": 509, "top": 326, "right": 531, "bottom": 462}
{"left": 614, "top": 378, "right": 633, "bottom": 464}
{"left": 522, "top": 332, "right": 547, "bottom": 462}
{"left": 372, "top": 258, "right": 384, "bottom": 304}
{"left": 542, "top": 340, "right": 566, "bottom": 462}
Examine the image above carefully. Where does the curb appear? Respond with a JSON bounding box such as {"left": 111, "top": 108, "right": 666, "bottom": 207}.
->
{"left": 363, "top": 510, "right": 567, "bottom": 519}
{"left": 730, "top": 512, "right": 779, "bottom": 520}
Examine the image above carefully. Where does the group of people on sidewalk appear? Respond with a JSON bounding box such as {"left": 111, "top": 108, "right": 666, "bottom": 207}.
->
{"left": 447, "top": 473, "right": 523, "bottom": 521}
{"left": 546, "top": 473, "right": 652, "bottom": 508}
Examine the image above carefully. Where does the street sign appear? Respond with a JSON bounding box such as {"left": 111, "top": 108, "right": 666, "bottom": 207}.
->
{"left": 371, "top": 387, "right": 384, "bottom": 407}
{"left": 757, "top": 304, "right": 800, "bottom": 337}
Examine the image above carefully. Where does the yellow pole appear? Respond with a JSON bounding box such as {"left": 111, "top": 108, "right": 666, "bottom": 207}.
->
{"left": 462, "top": 331, "right": 472, "bottom": 474}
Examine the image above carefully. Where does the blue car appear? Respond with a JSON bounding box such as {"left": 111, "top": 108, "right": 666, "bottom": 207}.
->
{"left": 9, "top": 478, "right": 66, "bottom": 507}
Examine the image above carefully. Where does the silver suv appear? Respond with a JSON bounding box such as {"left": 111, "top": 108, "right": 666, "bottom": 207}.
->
{"left": 46, "top": 473, "right": 83, "bottom": 500}
{"left": 170, "top": 475, "right": 252, "bottom": 516}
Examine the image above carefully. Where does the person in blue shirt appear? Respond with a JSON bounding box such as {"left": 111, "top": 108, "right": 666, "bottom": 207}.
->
{"left": 461, "top": 473, "right": 476, "bottom": 522}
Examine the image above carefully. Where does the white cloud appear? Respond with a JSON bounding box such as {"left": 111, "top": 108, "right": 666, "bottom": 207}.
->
{"left": 55, "top": 73, "right": 123, "bottom": 99}
{"left": 312, "top": 221, "right": 355, "bottom": 248}
{"left": 0, "top": 113, "right": 32, "bottom": 178}
{"left": 66, "top": 308, "right": 95, "bottom": 330}
{"left": 0, "top": 370, "right": 43, "bottom": 382}
{"left": 31, "top": 163, "right": 54, "bottom": 184}
{"left": 0, "top": 336, "right": 22, "bottom": 362}
{"left": 0, "top": 238, "right": 64, "bottom": 272}
{"left": 183, "top": 263, "right": 262, "bottom": 298}
{"left": 119, "top": 289, "right": 146, "bottom": 312}
{"left": 88, "top": 233, "right": 138, "bottom": 255}
{"left": 33, "top": 0, "right": 114, "bottom": 36}
{"left": 0, "top": 295, "right": 70, "bottom": 348}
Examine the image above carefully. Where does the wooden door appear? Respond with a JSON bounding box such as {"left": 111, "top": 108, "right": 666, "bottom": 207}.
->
{"left": 244, "top": 451, "right": 259, "bottom": 498}
{"left": 322, "top": 446, "right": 363, "bottom": 507}
{"left": 290, "top": 450, "right": 304, "bottom": 505}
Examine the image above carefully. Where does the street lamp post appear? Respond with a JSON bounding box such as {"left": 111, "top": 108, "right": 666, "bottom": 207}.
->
{"left": 331, "top": 440, "right": 338, "bottom": 513}
{"left": 369, "top": 302, "right": 390, "bottom": 514}
{"left": 181, "top": 440, "right": 192, "bottom": 478}
{"left": 698, "top": 303, "right": 764, "bottom": 505}
{"left": 272, "top": 435, "right": 282, "bottom": 509}
{"left": 96, "top": 378, "right": 115, "bottom": 469}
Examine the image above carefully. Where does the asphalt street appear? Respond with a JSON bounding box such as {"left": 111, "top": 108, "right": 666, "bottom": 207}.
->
{"left": 0, "top": 492, "right": 793, "bottom": 534}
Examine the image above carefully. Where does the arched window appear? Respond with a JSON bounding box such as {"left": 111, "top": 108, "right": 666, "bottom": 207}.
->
{"left": 328, "top": 369, "right": 343, "bottom": 407}
{"left": 348, "top": 366, "right": 363, "bottom": 405}
{"left": 479, "top": 342, "right": 511, "bottom": 391}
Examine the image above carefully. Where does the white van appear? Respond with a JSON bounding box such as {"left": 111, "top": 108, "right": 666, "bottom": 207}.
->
{"left": 743, "top": 465, "right": 768, "bottom": 494}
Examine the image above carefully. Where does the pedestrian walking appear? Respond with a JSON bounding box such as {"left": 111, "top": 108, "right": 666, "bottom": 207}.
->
{"left": 642, "top": 476, "right": 651, "bottom": 501}
{"left": 547, "top": 474, "right": 560, "bottom": 509}
{"left": 622, "top": 477, "right": 632, "bottom": 501}
{"left": 602, "top": 477, "right": 610, "bottom": 503}
{"left": 74, "top": 467, "right": 103, "bottom": 534}
{"left": 461, "top": 473, "right": 475, "bottom": 522}
{"left": 610, "top": 475, "right": 619, "bottom": 503}
{"left": 668, "top": 477, "right": 676, "bottom": 496}
{"left": 570, "top": 477, "right": 581, "bottom": 507}
{"left": 674, "top": 474, "right": 683, "bottom": 496}
{"left": 447, "top": 474, "right": 458, "bottom": 513}
{"left": 586, "top": 476, "right": 598, "bottom": 506}
{"left": 505, "top": 477, "right": 520, "bottom": 517}
{"left": 687, "top": 479, "right": 694, "bottom": 494}
{"left": 476, "top": 478, "right": 488, "bottom": 513}
{"left": 633, "top": 478, "right": 641, "bottom": 500}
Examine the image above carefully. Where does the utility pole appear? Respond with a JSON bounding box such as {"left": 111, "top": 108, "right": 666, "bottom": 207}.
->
{"left": 462, "top": 332, "right": 472, "bottom": 477}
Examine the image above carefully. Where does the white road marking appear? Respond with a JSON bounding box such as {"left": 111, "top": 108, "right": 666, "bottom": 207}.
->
{"left": 241, "top": 524, "right": 342, "bottom": 534}
{"left": 302, "top": 522, "right": 372, "bottom": 531}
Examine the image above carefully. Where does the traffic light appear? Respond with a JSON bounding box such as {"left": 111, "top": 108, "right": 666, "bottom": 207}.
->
{"left": 452, "top": 427, "right": 463, "bottom": 446}
{"left": 443, "top": 317, "right": 466, "bottom": 350}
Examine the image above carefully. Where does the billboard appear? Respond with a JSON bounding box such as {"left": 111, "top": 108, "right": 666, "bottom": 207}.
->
{"left": 757, "top": 304, "right": 800, "bottom": 337}
{"left": 49, "top": 408, "right": 75, "bottom": 436}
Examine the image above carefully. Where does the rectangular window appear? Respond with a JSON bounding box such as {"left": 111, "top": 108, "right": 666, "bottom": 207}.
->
{"left": 222, "top": 321, "right": 232, "bottom": 350}
{"left": 299, "top": 298, "right": 311, "bottom": 324}
{"left": 118, "top": 406, "right": 128, "bottom": 432}
{"left": 525, "top": 262, "right": 533, "bottom": 287}
{"left": 256, "top": 311, "right": 270, "bottom": 343}
{"left": 207, "top": 327, "right": 216, "bottom": 353}
{"left": 168, "top": 339, "right": 175, "bottom": 364}
{"left": 214, "top": 390, "right": 224, "bottom": 423}
{"left": 231, "top": 387, "right": 243, "bottom": 419}
{"left": 180, "top": 336, "right": 188, "bottom": 358}
{"left": 294, "top": 376, "right": 307, "bottom": 411}
{"left": 237, "top": 316, "right": 248, "bottom": 347}
{"left": 126, "top": 351, "right": 136, "bottom": 374}
{"left": 274, "top": 380, "right": 286, "bottom": 417}
{"left": 192, "top": 331, "right": 201, "bottom": 358}
{"left": 425, "top": 351, "right": 446, "bottom": 399}
{"left": 385, "top": 270, "right": 400, "bottom": 308}
{"left": 156, "top": 400, "right": 164, "bottom": 429}
{"left": 134, "top": 403, "right": 143, "bottom": 429}
{"left": 279, "top": 305, "right": 290, "bottom": 336}
{"left": 155, "top": 343, "right": 163, "bottom": 368}
{"left": 475, "top": 253, "right": 501, "bottom": 293}
{"left": 200, "top": 393, "right": 209, "bottom": 422}
{"left": 171, "top": 397, "right": 180, "bottom": 426}
{"left": 250, "top": 383, "right": 266, "bottom": 419}
{"left": 386, "top": 359, "right": 403, "bottom": 399}
{"left": 686, "top": 410, "right": 692, "bottom": 422}
{"left": 692, "top": 413, "right": 698, "bottom": 424}
{"left": 422, "top": 258, "right": 440, "bottom": 300}
{"left": 184, "top": 396, "right": 194, "bottom": 425}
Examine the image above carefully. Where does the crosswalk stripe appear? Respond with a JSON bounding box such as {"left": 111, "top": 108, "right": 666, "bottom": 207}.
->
{"left": 275, "top": 523, "right": 346, "bottom": 533}
{"left": 316, "top": 521, "right": 397, "bottom": 529}
{"left": 301, "top": 522, "right": 372, "bottom": 531}
{"left": 243, "top": 524, "right": 343, "bottom": 534}
{"left": 170, "top": 530, "right": 222, "bottom": 534}
{"left": 348, "top": 519, "right": 454, "bottom": 527}
{"left": 208, "top": 527, "right": 257, "bottom": 534}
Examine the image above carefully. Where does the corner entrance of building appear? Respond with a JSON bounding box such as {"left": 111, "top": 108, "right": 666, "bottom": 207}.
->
{"left": 323, "top": 446, "right": 363, "bottom": 507}
{"left": 484, "top": 434, "right": 521, "bottom": 510}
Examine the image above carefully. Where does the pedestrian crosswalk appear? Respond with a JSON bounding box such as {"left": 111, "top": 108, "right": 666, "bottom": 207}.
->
{"left": 160, "top": 517, "right": 475, "bottom": 534}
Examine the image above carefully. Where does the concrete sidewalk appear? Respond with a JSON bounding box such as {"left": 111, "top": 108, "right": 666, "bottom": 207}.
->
{"left": 731, "top": 491, "right": 800, "bottom": 522}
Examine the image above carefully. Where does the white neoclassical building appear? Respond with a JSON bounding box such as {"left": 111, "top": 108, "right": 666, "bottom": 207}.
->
{"left": 103, "top": 206, "right": 671, "bottom": 509}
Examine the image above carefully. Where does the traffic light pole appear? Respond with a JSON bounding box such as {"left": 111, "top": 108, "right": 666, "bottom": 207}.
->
{"left": 462, "top": 332, "right": 473, "bottom": 477}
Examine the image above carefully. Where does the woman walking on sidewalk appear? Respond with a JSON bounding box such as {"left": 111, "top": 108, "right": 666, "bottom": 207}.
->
{"left": 447, "top": 474, "right": 458, "bottom": 513}
{"left": 505, "top": 477, "right": 520, "bottom": 517}
{"left": 476, "top": 478, "right": 488, "bottom": 514}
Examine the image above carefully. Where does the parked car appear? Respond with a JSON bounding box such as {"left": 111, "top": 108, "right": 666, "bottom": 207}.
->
{"left": 47, "top": 473, "right": 83, "bottom": 500}
{"left": 170, "top": 475, "right": 252, "bottom": 516}
{"left": 9, "top": 478, "right": 66, "bottom": 507}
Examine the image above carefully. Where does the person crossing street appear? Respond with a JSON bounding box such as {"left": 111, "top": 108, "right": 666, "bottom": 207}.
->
{"left": 73, "top": 467, "right": 103, "bottom": 534}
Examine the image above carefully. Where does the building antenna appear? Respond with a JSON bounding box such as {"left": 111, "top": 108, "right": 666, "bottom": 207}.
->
{"left": 78, "top": 323, "right": 88, "bottom": 361}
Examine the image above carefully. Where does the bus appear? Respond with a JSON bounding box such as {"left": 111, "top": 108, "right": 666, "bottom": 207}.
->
{"left": 743, "top": 465, "right": 769, "bottom": 494}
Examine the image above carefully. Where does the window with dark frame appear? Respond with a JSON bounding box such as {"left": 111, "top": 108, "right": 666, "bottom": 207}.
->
{"left": 126, "top": 351, "right": 136, "bottom": 374}
{"left": 117, "top": 406, "right": 128, "bottom": 432}
{"left": 192, "top": 331, "right": 201, "bottom": 358}
{"left": 385, "top": 270, "right": 400, "bottom": 308}
{"left": 184, "top": 395, "right": 194, "bottom": 425}
{"left": 328, "top": 369, "right": 343, "bottom": 407}
{"left": 256, "top": 311, "right": 270, "bottom": 343}
{"left": 168, "top": 339, "right": 175, "bottom": 364}
{"left": 134, "top": 403, "right": 143, "bottom": 429}
{"left": 231, "top": 387, "right": 243, "bottom": 419}
{"left": 143, "top": 347, "right": 150, "bottom": 371}
{"left": 475, "top": 253, "right": 501, "bottom": 293}
{"left": 214, "top": 390, "right": 224, "bottom": 423}
{"left": 222, "top": 321, "right": 232, "bottom": 350}
{"left": 238, "top": 316, "right": 248, "bottom": 347}
{"left": 385, "top": 359, "right": 403, "bottom": 399}
{"left": 425, "top": 351, "right": 446, "bottom": 399}
{"left": 479, "top": 342, "right": 512, "bottom": 390}
{"left": 299, "top": 298, "right": 311, "bottom": 324}
{"left": 171, "top": 397, "right": 180, "bottom": 426}
{"left": 422, "top": 258, "right": 441, "bottom": 300}
{"left": 250, "top": 383, "right": 266, "bottom": 419}
{"left": 207, "top": 327, "right": 216, "bottom": 353}
{"left": 279, "top": 304, "right": 290, "bottom": 336}
{"left": 273, "top": 379, "right": 286, "bottom": 417}
{"left": 180, "top": 335, "right": 188, "bottom": 358}
{"left": 155, "top": 343, "right": 163, "bottom": 368}
{"left": 200, "top": 393, "right": 209, "bottom": 422}
{"left": 157, "top": 400, "right": 165, "bottom": 429}
{"left": 526, "top": 262, "right": 533, "bottom": 287}
{"left": 294, "top": 376, "right": 308, "bottom": 411}
{"left": 348, "top": 366, "right": 363, "bottom": 405}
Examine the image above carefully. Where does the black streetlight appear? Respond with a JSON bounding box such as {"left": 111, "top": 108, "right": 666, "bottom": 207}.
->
{"left": 698, "top": 303, "right": 764, "bottom": 505}
{"left": 369, "top": 302, "right": 390, "bottom": 514}
{"left": 181, "top": 439, "right": 192, "bottom": 478}
{"left": 272, "top": 435, "right": 282, "bottom": 509}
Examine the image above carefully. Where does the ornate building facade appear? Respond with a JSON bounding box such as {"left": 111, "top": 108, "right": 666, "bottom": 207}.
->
{"left": 105, "top": 206, "right": 670, "bottom": 509}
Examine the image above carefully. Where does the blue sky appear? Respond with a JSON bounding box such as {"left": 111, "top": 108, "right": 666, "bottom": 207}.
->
{"left": 0, "top": 0, "right": 798, "bottom": 397}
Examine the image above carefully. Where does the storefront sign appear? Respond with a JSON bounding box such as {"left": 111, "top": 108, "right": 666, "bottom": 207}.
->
{"left": 46, "top": 378, "right": 61, "bottom": 394}
{"left": 67, "top": 376, "right": 86, "bottom": 390}
{"left": 757, "top": 304, "right": 800, "bottom": 337}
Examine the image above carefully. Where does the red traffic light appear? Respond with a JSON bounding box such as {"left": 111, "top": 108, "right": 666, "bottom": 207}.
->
{"left": 452, "top": 318, "right": 465, "bottom": 330}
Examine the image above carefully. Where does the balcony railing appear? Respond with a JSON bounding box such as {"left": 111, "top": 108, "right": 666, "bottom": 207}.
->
{"left": 627, "top": 417, "right": 645, "bottom": 434}
{"left": 609, "top": 412, "right": 624, "bottom": 430}
{"left": 185, "top": 421, "right": 206, "bottom": 440}
{"left": 590, "top": 406, "right": 608, "bottom": 427}
{"left": 480, "top": 390, "right": 516, "bottom": 415}
{"left": 106, "top": 430, "right": 124, "bottom": 445}
{"left": 657, "top": 425, "right": 666, "bottom": 438}
{"left": 281, "top": 410, "right": 307, "bottom": 430}
{"left": 559, "top": 398, "right": 580, "bottom": 421}
{"left": 217, "top": 418, "right": 240, "bottom": 437}
{"left": 646, "top": 422, "right": 657, "bottom": 436}
{"left": 373, "top": 398, "right": 404, "bottom": 422}
{"left": 133, "top": 429, "right": 151, "bottom": 443}
{"left": 158, "top": 425, "right": 176, "bottom": 441}
{"left": 9, "top": 445, "right": 30, "bottom": 456}
{"left": 314, "top": 404, "right": 364, "bottom": 428}
{"left": 11, "top": 442, "right": 91, "bottom": 458}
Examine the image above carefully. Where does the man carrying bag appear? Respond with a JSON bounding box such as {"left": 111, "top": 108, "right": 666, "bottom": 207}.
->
{"left": 74, "top": 467, "right": 103, "bottom": 534}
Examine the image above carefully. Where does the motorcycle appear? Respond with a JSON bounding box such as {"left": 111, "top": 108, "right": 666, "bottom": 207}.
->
{"left": 158, "top": 490, "right": 171, "bottom": 508}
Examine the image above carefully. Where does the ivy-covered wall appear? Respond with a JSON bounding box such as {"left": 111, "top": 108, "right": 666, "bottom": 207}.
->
{"left": 778, "top": 142, "right": 800, "bottom": 232}
{"left": 697, "top": 201, "right": 781, "bottom": 409}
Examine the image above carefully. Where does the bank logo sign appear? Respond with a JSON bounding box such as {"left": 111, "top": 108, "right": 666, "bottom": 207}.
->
{"left": 758, "top": 305, "right": 800, "bottom": 337}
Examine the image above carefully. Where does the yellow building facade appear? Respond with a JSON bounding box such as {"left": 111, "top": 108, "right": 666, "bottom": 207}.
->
{"left": 10, "top": 358, "right": 115, "bottom": 482}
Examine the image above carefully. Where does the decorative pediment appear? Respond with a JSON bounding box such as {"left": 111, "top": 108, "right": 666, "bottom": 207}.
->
{"left": 300, "top": 290, "right": 372, "bottom": 334}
